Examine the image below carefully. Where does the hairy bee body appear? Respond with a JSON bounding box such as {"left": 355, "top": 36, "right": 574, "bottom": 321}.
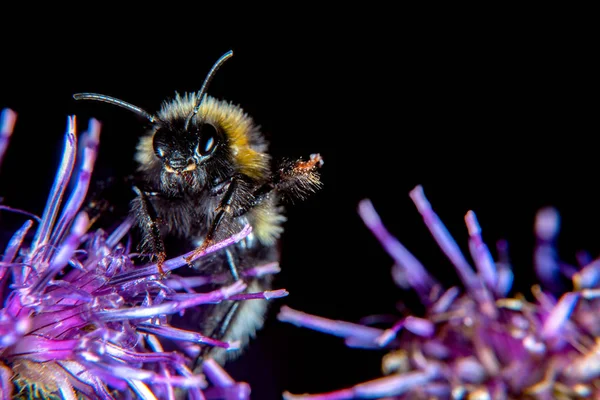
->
{"left": 134, "top": 94, "right": 287, "bottom": 364}
{"left": 75, "top": 51, "right": 322, "bottom": 371}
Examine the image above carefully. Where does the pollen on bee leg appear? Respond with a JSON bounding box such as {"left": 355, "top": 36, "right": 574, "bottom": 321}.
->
{"left": 294, "top": 153, "right": 323, "bottom": 171}
{"left": 184, "top": 241, "right": 212, "bottom": 265}
{"left": 156, "top": 252, "right": 167, "bottom": 278}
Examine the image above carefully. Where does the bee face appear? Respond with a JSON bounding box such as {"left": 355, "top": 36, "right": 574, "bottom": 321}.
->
{"left": 151, "top": 120, "right": 223, "bottom": 192}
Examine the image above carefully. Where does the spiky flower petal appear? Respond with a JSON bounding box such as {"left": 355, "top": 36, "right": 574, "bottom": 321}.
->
{"left": 0, "top": 109, "right": 285, "bottom": 399}
{"left": 280, "top": 185, "right": 600, "bottom": 399}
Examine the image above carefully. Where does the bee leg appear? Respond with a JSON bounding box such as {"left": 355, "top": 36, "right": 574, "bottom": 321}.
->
{"left": 194, "top": 301, "right": 241, "bottom": 368}
{"left": 194, "top": 249, "right": 242, "bottom": 369}
{"left": 132, "top": 186, "right": 167, "bottom": 277}
{"left": 225, "top": 247, "right": 241, "bottom": 281}
{"left": 185, "top": 178, "right": 240, "bottom": 264}
{"left": 233, "top": 154, "right": 324, "bottom": 217}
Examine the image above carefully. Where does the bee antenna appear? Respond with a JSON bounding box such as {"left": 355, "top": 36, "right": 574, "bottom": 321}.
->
{"left": 185, "top": 50, "right": 234, "bottom": 130}
{"left": 73, "top": 93, "right": 159, "bottom": 124}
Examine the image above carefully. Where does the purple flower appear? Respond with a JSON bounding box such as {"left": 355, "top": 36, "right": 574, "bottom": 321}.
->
{"left": 0, "top": 109, "right": 286, "bottom": 399}
{"left": 279, "top": 185, "right": 599, "bottom": 399}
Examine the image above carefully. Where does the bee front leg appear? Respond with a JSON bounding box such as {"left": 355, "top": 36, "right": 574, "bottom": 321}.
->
{"left": 184, "top": 176, "right": 242, "bottom": 273}
{"left": 131, "top": 186, "right": 167, "bottom": 277}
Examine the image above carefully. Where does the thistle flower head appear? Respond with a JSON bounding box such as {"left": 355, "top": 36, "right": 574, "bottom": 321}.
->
{"left": 280, "top": 185, "right": 600, "bottom": 399}
{"left": 0, "top": 109, "right": 286, "bottom": 399}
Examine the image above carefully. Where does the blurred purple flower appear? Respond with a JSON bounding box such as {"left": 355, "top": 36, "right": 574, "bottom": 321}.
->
{"left": 280, "top": 185, "right": 600, "bottom": 399}
{"left": 0, "top": 109, "right": 286, "bottom": 399}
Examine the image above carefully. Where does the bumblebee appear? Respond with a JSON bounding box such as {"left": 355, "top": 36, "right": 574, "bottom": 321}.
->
{"left": 74, "top": 51, "right": 323, "bottom": 367}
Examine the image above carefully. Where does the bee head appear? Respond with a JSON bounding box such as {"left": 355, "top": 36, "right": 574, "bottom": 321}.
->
{"left": 73, "top": 50, "right": 236, "bottom": 194}
{"left": 147, "top": 118, "right": 228, "bottom": 193}
{"left": 152, "top": 122, "right": 219, "bottom": 174}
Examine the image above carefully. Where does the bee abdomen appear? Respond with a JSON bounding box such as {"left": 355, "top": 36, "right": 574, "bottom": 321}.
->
{"left": 202, "top": 277, "right": 272, "bottom": 366}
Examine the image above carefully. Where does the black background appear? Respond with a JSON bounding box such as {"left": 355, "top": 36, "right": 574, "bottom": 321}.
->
{"left": 1, "top": 13, "right": 597, "bottom": 399}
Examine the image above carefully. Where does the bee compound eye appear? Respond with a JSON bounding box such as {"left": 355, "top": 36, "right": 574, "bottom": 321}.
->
{"left": 155, "top": 145, "right": 166, "bottom": 158}
{"left": 152, "top": 129, "right": 169, "bottom": 159}
{"left": 197, "top": 123, "right": 218, "bottom": 156}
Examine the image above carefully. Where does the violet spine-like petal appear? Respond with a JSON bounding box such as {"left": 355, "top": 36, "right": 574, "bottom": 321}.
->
{"left": 375, "top": 315, "right": 435, "bottom": 349}
{"left": 573, "top": 259, "right": 600, "bottom": 289}
{"left": 137, "top": 323, "right": 237, "bottom": 349}
{"left": 203, "top": 384, "right": 251, "bottom": 400}
{"left": 376, "top": 318, "right": 405, "bottom": 347}
{"left": 100, "top": 340, "right": 187, "bottom": 365}
{"left": 404, "top": 316, "right": 435, "bottom": 337}
{"left": 0, "top": 220, "right": 33, "bottom": 300}
{"left": 242, "top": 262, "right": 281, "bottom": 277}
{"left": 31, "top": 116, "right": 77, "bottom": 257}
{"left": 495, "top": 264, "right": 514, "bottom": 297}
{"left": 0, "top": 108, "right": 16, "bottom": 168}
{"left": 430, "top": 286, "right": 460, "bottom": 313}
{"left": 358, "top": 199, "right": 435, "bottom": 300}
{"left": 166, "top": 276, "right": 215, "bottom": 290}
{"left": 202, "top": 359, "right": 235, "bottom": 387}
{"left": 105, "top": 216, "right": 135, "bottom": 250}
{"left": 535, "top": 207, "right": 560, "bottom": 241}
{"left": 228, "top": 288, "right": 289, "bottom": 300}
{"left": 409, "top": 185, "right": 477, "bottom": 289}
{"left": 494, "top": 240, "right": 514, "bottom": 297}
{"left": 144, "top": 335, "right": 209, "bottom": 393}
{"left": 1, "top": 220, "right": 33, "bottom": 265}
{"left": 96, "top": 280, "right": 247, "bottom": 321}
{"left": 353, "top": 367, "right": 439, "bottom": 398}
{"left": 278, "top": 306, "right": 383, "bottom": 342}
{"left": 465, "top": 210, "right": 498, "bottom": 290}
{"left": 128, "top": 380, "right": 157, "bottom": 400}
{"left": 344, "top": 337, "right": 390, "bottom": 349}
{"left": 534, "top": 207, "right": 562, "bottom": 292}
{"left": 52, "top": 120, "right": 100, "bottom": 243}
{"left": 540, "top": 291, "right": 579, "bottom": 340}
{"left": 201, "top": 361, "right": 250, "bottom": 400}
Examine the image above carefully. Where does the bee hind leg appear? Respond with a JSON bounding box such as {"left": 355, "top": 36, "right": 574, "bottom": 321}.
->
{"left": 194, "top": 248, "right": 242, "bottom": 369}
{"left": 194, "top": 301, "right": 240, "bottom": 369}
